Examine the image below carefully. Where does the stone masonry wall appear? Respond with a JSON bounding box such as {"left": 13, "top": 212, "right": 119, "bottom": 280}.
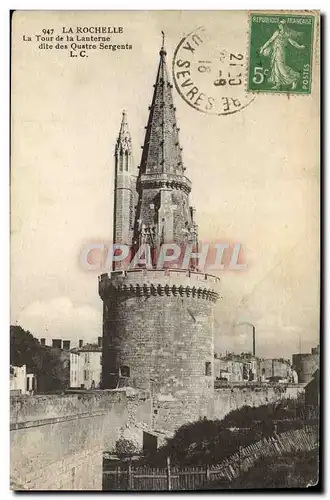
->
{"left": 104, "top": 294, "right": 214, "bottom": 393}
{"left": 153, "top": 393, "right": 214, "bottom": 433}
{"left": 152, "top": 384, "right": 305, "bottom": 433}
{"left": 10, "top": 391, "right": 128, "bottom": 491}
{"left": 212, "top": 384, "right": 305, "bottom": 421}
{"left": 127, "top": 392, "right": 153, "bottom": 428}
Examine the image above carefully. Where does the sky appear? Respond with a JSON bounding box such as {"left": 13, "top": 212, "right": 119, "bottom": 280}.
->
{"left": 11, "top": 11, "right": 320, "bottom": 357}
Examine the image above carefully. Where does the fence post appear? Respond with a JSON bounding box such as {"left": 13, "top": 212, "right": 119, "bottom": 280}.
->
{"left": 206, "top": 464, "right": 210, "bottom": 482}
{"left": 166, "top": 456, "right": 172, "bottom": 491}
{"left": 117, "top": 465, "right": 121, "bottom": 490}
{"left": 128, "top": 463, "right": 133, "bottom": 490}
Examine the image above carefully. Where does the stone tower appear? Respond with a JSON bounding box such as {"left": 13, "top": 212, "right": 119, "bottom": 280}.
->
{"left": 99, "top": 38, "right": 219, "bottom": 431}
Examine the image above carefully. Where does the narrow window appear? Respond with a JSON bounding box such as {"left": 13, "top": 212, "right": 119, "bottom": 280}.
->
{"left": 205, "top": 362, "right": 212, "bottom": 376}
{"left": 120, "top": 365, "right": 130, "bottom": 378}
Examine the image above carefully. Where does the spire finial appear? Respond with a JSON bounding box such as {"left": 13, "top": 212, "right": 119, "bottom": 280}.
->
{"left": 160, "top": 31, "right": 167, "bottom": 56}
{"left": 122, "top": 109, "right": 127, "bottom": 123}
{"left": 116, "top": 109, "right": 131, "bottom": 154}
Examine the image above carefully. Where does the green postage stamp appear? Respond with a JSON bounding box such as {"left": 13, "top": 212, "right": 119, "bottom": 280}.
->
{"left": 248, "top": 13, "right": 315, "bottom": 94}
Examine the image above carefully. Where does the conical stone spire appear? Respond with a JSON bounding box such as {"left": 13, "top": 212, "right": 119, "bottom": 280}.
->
{"left": 139, "top": 35, "right": 184, "bottom": 176}
{"left": 132, "top": 36, "right": 197, "bottom": 261}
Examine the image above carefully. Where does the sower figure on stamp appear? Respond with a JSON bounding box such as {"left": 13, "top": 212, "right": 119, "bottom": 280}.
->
{"left": 259, "top": 19, "right": 305, "bottom": 90}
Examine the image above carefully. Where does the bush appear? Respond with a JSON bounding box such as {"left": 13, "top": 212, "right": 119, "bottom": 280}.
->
{"left": 151, "top": 419, "right": 263, "bottom": 466}
{"left": 220, "top": 399, "right": 306, "bottom": 429}
{"left": 147, "top": 399, "right": 308, "bottom": 467}
{"left": 115, "top": 438, "right": 139, "bottom": 457}
{"left": 225, "top": 450, "right": 319, "bottom": 489}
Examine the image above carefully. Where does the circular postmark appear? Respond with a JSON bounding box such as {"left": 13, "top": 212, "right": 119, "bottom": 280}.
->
{"left": 173, "top": 26, "right": 255, "bottom": 116}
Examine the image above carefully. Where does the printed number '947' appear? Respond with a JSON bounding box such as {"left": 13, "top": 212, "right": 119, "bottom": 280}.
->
{"left": 252, "top": 66, "right": 268, "bottom": 84}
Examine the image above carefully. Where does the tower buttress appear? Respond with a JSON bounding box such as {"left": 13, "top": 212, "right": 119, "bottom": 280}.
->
{"left": 113, "top": 111, "right": 135, "bottom": 260}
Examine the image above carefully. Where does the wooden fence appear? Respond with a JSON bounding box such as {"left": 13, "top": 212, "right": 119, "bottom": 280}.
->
{"left": 103, "top": 460, "right": 224, "bottom": 491}
{"left": 103, "top": 425, "right": 318, "bottom": 491}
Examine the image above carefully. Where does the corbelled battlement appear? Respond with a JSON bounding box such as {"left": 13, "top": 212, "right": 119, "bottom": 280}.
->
{"left": 98, "top": 268, "right": 220, "bottom": 302}
{"left": 139, "top": 173, "right": 192, "bottom": 194}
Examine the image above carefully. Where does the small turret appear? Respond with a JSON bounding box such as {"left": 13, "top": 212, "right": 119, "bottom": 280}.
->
{"left": 113, "top": 111, "right": 136, "bottom": 257}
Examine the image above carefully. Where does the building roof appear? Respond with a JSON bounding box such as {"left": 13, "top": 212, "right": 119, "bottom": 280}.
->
{"left": 220, "top": 355, "right": 246, "bottom": 362}
{"left": 70, "top": 343, "right": 102, "bottom": 354}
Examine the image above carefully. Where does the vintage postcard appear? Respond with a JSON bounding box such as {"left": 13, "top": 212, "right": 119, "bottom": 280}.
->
{"left": 10, "top": 10, "right": 320, "bottom": 491}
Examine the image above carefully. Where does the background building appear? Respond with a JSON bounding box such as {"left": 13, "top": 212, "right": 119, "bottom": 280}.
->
{"left": 214, "top": 353, "right": 258, "bottom": 382}
{"left": 10, "top": 365, "right": 36, "bottom": 395}
{"left": 292, "top": 345, "right": 320, "bottom": 383}
{"left": 259, "top": 358, "right": 290, "bottom": 381}
{"left": 214, "top": 355, "right": 244, "bottom": 382}
{"left": 214, "top": 353, "right": 296, "bottom": 384}
{"left": 70, "top": 338, "right": 102, "bottom": 389}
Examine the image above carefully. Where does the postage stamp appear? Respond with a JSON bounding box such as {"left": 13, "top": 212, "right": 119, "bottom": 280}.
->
{"left": 248, "top": 13, "right": 315, "bottom": 94}
{"left": 173, "top": 26, "right": 255, "bottom": 116}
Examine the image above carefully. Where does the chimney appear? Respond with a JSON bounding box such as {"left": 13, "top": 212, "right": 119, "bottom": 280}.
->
{"left": 40, "top": 338, "right": 46, "bottom": 346}
{"left": 79, "top": 339, "right": 83, "bottom": 348}
{"left": 52, "top": 339, "right": 62, "bottom": 349}
{"left": 98, "top": 336, "right": 102, "bottom": 348}
{"left": 62, "top": 340, "right": 71, "bottom": 350}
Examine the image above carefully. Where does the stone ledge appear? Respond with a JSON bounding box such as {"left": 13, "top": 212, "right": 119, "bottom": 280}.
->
{"left": 138, "top": 173, "right": 192, "bottom": 194}
{"left": 10, "top": 409, "right": 108, "bottom": 431}
{"left": 101, "top": 268, "right": 220, "bottom": 282}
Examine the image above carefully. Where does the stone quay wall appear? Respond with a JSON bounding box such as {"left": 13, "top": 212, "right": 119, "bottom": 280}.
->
{"left": 10, "top": 391, "right": 128, "bottom": 491}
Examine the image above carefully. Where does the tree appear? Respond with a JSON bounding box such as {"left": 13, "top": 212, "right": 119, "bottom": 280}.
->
{"left": 10, "top": 325, "right": 68, "bottom": 392}
{"left": 10, "top": 325, "right": 41, "bottom": 370}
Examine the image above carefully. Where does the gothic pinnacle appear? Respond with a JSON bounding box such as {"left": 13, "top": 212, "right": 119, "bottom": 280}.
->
{"left": 120, "top": 109, "right": 128, "bottom": 129}
{"left": 116, "top": 109, "right": 132, "bottom": 154}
